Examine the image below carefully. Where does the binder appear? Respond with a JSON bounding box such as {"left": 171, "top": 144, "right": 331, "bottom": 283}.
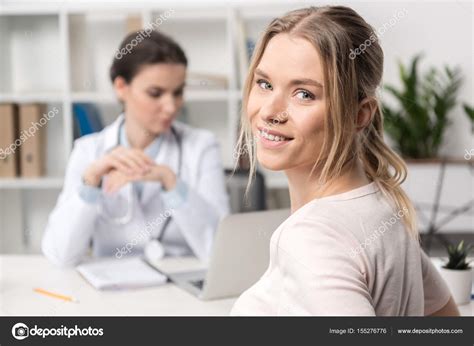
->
{"left": 73, "top": 103, "right": 104, "bottom": 139}
{"left": 126, "top": 15, "right": 142, "bottom": 33}
{"left": 0, "top": 103, "right": 19, "bottom": 177}
{"left": 18, "top": 104, "right": 46, "bottom": 177}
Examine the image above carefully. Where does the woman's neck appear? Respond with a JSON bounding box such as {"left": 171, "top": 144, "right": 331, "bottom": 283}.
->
{"left": 124, "top": 119, "right": 156, "bottom": 150}
{"left": 285, "top": 158, "right": 371, "bottom": 214}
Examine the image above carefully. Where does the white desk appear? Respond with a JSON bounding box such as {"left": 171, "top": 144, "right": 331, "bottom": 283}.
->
{"left": 0, "top": 255, "right": 472, "bottom": 316}
{"left": 0, "top": 255, "right": 236, "bottom": 316}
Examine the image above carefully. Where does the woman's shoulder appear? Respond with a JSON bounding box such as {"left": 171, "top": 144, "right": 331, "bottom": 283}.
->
{"left": 71, "top": 119, "right": 122, "bottom": 160}
{"left": 278, "top": 204, "right": 360, "bottom": 255}
{"left": 274, "top": 209, "right": 366, "bottom": 279}
{"left": 275, "top": 191, "right": 413, "bottom": 275}
{"left": 280, "top": 196, "right": 367, "bottom": 242}
{"left": 284, "top": 184, "right": 402, "bottom": 241}
{"left": 73, "top": 131, "right": 103, "bottom": 148}
{"left": 71, "top": 129, "right": 110, "bottom": 158}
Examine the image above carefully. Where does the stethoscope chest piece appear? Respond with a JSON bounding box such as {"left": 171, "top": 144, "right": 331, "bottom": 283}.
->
{"left": 144, "top": 239, "right": 166, "bottom": 262}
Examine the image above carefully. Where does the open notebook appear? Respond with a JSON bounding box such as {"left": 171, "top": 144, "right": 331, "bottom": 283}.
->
{"left": 77, "top": 257, "right": 168, "bottom": 290}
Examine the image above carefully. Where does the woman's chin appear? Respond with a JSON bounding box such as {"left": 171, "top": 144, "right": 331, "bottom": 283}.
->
{"left": 257, "top": 153, "right": 287, "bottom": 171}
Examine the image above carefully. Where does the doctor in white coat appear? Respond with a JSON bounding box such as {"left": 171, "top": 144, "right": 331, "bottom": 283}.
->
{"left": 42, "top": 30, "right": 230, "bottom": 267}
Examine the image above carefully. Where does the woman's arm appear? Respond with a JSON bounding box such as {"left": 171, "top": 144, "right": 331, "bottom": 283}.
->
{"left": 420, "top": 250, "right": 461, "bottom": 316}
{"left": 428, "top": 296, "right": 460, "bottom": 316}
{"left": 277, "top": 218, "right": 376, "bottom": 316}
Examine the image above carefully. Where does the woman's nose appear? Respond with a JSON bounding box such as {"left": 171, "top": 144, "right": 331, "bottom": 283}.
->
{"left": 259, "top": 96, "right": 289, "bottom": 125}
{"left": 160, "top": 94, "right": 178, "bottom": 116}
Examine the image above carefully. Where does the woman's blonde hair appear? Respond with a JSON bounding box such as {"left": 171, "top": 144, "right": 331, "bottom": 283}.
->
{"left": 235, "top": 6, "right": 418, "bottom": 239}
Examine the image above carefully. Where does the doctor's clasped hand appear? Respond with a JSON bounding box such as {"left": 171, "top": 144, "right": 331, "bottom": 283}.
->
{"left": 82, "top": 146, "right": 177, "bottom": 193}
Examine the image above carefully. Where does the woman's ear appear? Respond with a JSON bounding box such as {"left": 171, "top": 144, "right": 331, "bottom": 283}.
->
{"left": 356, "top": 98, "right": 377, "bottom": 131}
{"left": 113, "top": 76, "right": 128, "bottom": 102}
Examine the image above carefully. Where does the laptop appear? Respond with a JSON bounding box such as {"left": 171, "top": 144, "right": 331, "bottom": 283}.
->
{"left": 163, "top": 209, "right": 289, "bottom": 300}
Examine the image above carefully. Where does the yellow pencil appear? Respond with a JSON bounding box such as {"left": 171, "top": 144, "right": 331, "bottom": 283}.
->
{"left": 33, "top": 288, "right": 78, "bottom": 303}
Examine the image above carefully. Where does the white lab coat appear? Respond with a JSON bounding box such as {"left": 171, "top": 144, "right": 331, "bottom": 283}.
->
{"left": 42, "top": 116, "right": 230, "bottom": 267}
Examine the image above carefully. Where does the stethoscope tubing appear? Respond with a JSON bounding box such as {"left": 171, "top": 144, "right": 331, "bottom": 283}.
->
{"left": 99, "top": 119, "right": 182, "bottom": 244}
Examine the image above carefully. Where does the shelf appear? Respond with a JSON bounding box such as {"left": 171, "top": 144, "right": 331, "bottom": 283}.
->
{"left": 0, "top": 4, "right": 231, "bottom": 17}
{"left": 70, "top": 90, "right": 235, "bottom": 103}
{"left": 71, "top": 92, "right": 116, "bottom": 103}
{"left": 0, "top": 14, "right": 62, "bottom": 94}
{"left": 155, "top": 15, "right": 231, "bottom": 85}
{"left": 161, "top": 8, "right": 228, "bottom": 21}
{"left": 0, "top": 92, "right": 64, "bottom": 103}
{"left": 0, "top": 177, "right": 64, "bottom": 189}
{"left": 0, "top": 174, "right": 288, "bottom": 190}
{"left": 238, "top": 3, "right": 307, "bottom": 20}
{"left": 185, "top": 89, "right": 231, "bottom": 102}
{"left": 0, "top": 7, "right": 61, "bottom": 16}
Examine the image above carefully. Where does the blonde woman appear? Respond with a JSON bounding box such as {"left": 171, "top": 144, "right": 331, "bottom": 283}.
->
{"left": 231, "top": 6, "right": 459, "bottom": 316}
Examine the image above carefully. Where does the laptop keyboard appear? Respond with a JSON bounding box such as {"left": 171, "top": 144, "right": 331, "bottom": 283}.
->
{"left": 190, "top": 279, "right": 205, "bottom": 290}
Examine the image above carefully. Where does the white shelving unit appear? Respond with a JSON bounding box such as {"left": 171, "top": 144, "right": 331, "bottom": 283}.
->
{"left": 0, "top": 2, "right": 299, "bottom": 253}
{"left": 0, "top": 177, "right": 64, "bottom": 189}
{"left": 0, "top": 3, "right": 297, "bottom": 189}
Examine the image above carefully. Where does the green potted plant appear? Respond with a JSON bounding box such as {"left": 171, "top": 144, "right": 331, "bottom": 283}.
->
{"left": 463, "top": 104, "right": 474, "bottom": 160}
{"left": 382, "top": 55, "right": 472, "bottom": 236}
{"left": 382, "top": 54, "right": 462, "bottom": 159}
{"left": 439, "top": 240, "right": 473, "bottom": 305}
{"left": 463, "top": 103, "right": 474, "bottom": 133}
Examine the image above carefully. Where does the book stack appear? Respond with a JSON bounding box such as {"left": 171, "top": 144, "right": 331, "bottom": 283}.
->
{"left": 0, "top": 103, "right": 49, "bottom": 178}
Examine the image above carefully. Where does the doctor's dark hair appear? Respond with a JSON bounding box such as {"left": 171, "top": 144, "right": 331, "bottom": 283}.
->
{"left": 110, "top": 30, "right": 187, "bottom": 84}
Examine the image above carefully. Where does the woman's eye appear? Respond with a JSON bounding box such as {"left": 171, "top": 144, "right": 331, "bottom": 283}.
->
{"left": 256, "top": 79, "right": 272, "bottom": 90}
{"left": 148, "top": 92, "right": 163, "bottom": 98}
{"left": 295, "top": 90, "right": 315, "bottom": 100}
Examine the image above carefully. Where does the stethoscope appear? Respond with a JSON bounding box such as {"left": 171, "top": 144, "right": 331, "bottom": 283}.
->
{"left": 99, "top": 118, "right": 182, "bottom": 261}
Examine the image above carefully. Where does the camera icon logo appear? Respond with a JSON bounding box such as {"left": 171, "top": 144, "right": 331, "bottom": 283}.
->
{"left": 12, "top": 323, "right": 29, "bottom": 340}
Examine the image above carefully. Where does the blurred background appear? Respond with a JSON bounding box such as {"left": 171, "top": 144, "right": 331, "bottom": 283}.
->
{"left": 0, "top": 0, "right": 472, "bottom": 256}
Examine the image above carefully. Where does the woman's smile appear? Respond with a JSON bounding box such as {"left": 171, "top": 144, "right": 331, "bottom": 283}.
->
{"left": 256, "top": 126, "right": 294, "bottom": 149}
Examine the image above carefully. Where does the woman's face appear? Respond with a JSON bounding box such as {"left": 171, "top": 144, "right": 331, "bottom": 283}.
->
{"left": 247, "top": 33, "right": 327, "bottom": 172}
{"left": 115, "top": 63, "right": 186, "bottom": 135}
